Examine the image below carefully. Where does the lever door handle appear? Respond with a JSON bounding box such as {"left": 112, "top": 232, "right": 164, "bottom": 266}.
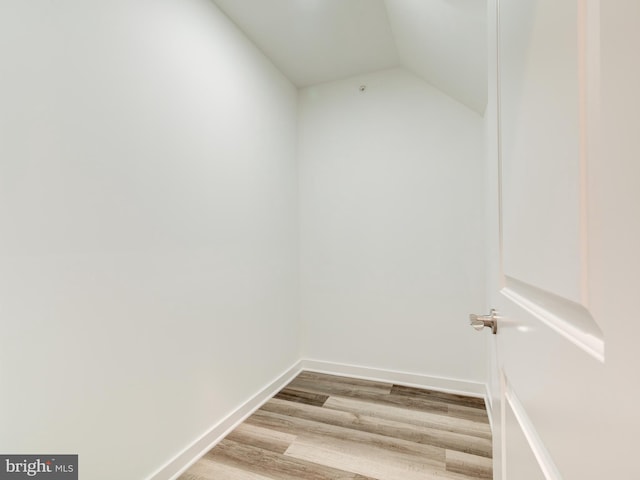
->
{"left": 469, "top": 309, "right": 498, "bottom": 334}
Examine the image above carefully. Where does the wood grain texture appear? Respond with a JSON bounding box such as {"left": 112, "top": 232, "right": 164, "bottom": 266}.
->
{"left": 179, "top": 371, "right": 492, "bottom": 479}
{"left": 225, "top": 423, "right": 297, "bottom": 454}
{"left": 391, "top": 385, "right": 487, "bottom": 409}
{"left": 446, "top": 450, "right": 493, "bottom": 479}
{"left": 322, "top": 396, "right": 492, "bottom": 440}
{"left": 246, "top": 409, "right": 446, "bottom": 468}
{"left": 274, "top": 388, "right": 330, "bottom": 407}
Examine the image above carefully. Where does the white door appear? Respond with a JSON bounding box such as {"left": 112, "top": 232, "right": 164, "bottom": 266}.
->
{"left": 486, "top": 0, "right": 640, "bottom": 479}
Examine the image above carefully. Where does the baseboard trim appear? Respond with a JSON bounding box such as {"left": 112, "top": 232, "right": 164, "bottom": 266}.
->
{"left": 146, "top": 360, "right": 304, "bottom": 480}
{"left": 300, "top": 359, "right": 487, "bottom": 398}
{"left": 148, "top": 358, "right": 489, "bottom": 480}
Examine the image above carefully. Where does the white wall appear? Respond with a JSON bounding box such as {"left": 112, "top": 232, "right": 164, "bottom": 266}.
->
{"left": 299, "top": 68, "right": 487, "bottom": 382}
{"left": 0, "top": 1, "right": 298, "bottom": 479}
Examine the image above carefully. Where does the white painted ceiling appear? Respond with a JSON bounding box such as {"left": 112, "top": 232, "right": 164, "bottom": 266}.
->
{"left": 212, "top": 0, "right": 487, "bottom": 114}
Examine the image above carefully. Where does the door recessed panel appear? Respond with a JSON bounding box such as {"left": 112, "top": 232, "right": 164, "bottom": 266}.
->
{"left": 505, "top": 393, "right": 550, "bottom": 480}
{"left": 500, "top": 0, "right": 583, "bottom": 305}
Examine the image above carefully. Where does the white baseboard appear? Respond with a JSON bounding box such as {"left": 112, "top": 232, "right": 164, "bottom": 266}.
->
{"left": 148, "top": 358, "right": 489, "bottom": 480}
{"left": 300, "top": 359, "right": 487, "bottom": 398}
{"left": 146, "top": 360, "right": 304, "bottom": 480}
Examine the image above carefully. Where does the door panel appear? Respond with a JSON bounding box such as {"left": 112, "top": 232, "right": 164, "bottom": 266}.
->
{"left": 499, "top": 0, "right": 583, "bottom": 305}
{"left": 490, "top": 0, "right": 640, "bottom": 478}
{"left": 496, "top": 0, "right": 596, "bottom": 476}
{"left": 505, "top": 399, "right": 547, "bottom": 480}
{"left": 497, "top": 294, "right": 603, "bottom": 478}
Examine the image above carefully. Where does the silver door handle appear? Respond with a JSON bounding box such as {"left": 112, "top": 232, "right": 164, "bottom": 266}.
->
{"left": 469, "top": 309, "right": 498, "bottom": 334}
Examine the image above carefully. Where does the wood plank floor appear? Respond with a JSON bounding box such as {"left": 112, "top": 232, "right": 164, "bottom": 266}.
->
{"left": 179, "top": 372, "right": 493, "bottom": 480}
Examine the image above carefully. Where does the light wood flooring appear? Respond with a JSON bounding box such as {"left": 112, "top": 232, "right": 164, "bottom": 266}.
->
{"left": 179, "top": 371, "right": 493, "bottom": 480}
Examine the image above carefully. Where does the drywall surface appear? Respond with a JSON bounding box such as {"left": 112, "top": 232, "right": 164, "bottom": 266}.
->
{"left": 0, "top": 1, "right": 298, "bottom": 478}
{"left": 299, "top": 68, "right": 486, "bottom": 382}
{"left": 384, "top": 0, "right": 488, "bottom": 114}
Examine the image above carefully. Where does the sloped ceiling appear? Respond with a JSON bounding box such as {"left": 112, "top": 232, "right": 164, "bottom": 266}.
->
{"left": 385, "top": 0, "right": 487, "bottom": 114}
{"left": 212, "top": 0, "right": 487, "bottom": 114}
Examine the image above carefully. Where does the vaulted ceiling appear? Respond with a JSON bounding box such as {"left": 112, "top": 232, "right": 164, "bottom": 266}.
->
{"left": 212, "top": 0, "right": 487, "bottom": 114}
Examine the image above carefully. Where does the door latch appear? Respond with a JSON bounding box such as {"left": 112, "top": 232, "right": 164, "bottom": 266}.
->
{"left": 469, "top": 309, "right": 498, "bottom": 334}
